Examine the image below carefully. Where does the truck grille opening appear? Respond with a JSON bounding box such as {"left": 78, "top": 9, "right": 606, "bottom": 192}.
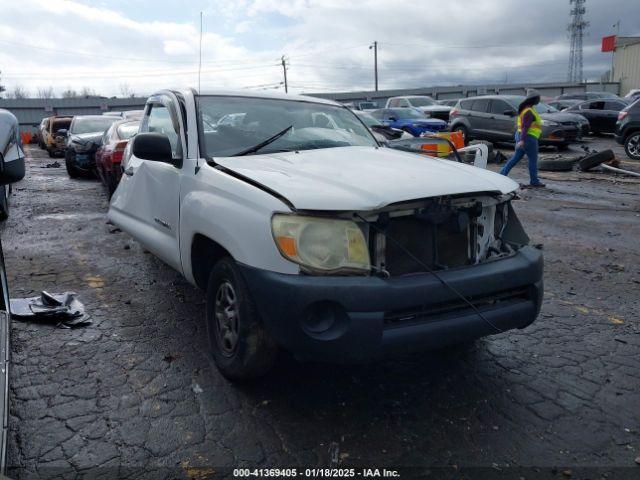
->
{"left": 383, "top": 287, "right": 530, "bottom": 328}
{"left": 382, "top": 215, "right": 473, "bottom": 276}
{"left": 368, "top": 197, "right": 526, "bottom": 278}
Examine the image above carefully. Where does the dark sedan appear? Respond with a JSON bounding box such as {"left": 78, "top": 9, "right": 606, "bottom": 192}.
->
{"left": 64, "top": 116, "right": 118, "bottom": 178}
{"left": 370, "top": 108, "right": 447, "bottom": 137}
{"left": 564, "top": 98, "right": 630, "bottom": 134}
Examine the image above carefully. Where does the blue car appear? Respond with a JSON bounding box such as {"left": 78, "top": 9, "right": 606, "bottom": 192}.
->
{"left": 370, "top": 108, "right": 447, "bottom": 136}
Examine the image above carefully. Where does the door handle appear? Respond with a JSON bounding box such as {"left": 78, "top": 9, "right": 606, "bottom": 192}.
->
{"left": 123, "top": 167, "right": 134, "bottom": 177}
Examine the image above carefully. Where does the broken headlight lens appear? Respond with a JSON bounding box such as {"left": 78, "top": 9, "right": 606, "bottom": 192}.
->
{"left": 272, "top": 214, "right": 370, "bottom": 273}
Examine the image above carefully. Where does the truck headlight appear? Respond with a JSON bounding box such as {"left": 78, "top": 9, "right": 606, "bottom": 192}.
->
{"left": 272, "top": 214, "right": 370, "bottom": 273}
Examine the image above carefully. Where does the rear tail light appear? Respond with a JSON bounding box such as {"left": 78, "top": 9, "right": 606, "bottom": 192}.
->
{"left": 618, "top": 111, "right": 628, "bottom": 121}
{"left": 450, "top": 108, "right": 459, "bottom": 117}
{"left": 112, "top": 140, "right": 128, "bottom": 163}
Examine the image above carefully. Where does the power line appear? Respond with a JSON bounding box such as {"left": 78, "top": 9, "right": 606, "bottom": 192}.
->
{"left": 3, "top": 63, "right": 280, "bottom": 80}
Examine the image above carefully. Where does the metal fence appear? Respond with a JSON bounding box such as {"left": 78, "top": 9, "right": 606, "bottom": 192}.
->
{"left": 0, "top": 97, "right": 147, "bottom": 133}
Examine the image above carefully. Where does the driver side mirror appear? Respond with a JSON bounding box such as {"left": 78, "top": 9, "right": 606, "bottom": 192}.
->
{"left": 132, "top": 132, "right": 177, "bottom": 165}
{"left": 503, "top": 110, "right": 516, "bottom": 117}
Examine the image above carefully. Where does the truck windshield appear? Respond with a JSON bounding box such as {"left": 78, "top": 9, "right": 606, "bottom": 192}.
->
{"left": 197, "top": 95, "right": 377, "bottom": 157}
{"left": 409, "top": 97, "right": 436, "bottom": 107}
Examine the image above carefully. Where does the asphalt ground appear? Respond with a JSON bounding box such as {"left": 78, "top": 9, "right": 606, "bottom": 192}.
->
{"left": 1, "top": 140, "right": 639, "bottom": 479}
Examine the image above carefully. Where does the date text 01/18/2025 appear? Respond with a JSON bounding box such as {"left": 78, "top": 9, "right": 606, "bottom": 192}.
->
{"left": 233, "top": 468, "right": 400, "bottom": 478}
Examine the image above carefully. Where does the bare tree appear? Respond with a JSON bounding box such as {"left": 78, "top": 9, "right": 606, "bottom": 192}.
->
{"left": 80, "top": 86, "right": 99, "bottom": 98}
{"left": 61, "top": 87, "right": 78, "bottom": 98}
{"left": 7, "top": 85, "right": 29, "bottom": 99}
{"left": 119, "top": 83, "right": 135, "bottom": 98}
{"left": 36, "top": 86, "right": 55, "bottom": 99}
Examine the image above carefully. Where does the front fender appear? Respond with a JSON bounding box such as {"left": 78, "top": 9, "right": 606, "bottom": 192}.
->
{"left": 179, "top": 165, "right": 299, "bottom": 285}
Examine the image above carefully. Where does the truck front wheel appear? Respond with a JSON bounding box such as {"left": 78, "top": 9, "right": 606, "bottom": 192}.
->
{"left": 206, "top": 257, "right": 278, "bottom": 380}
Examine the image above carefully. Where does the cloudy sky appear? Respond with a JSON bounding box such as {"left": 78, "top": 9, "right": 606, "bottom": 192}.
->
{"left": 0, "top": 0, "right": 638, "bottom": 97}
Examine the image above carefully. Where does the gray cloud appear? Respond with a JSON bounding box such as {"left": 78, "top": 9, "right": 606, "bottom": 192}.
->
{"left": 0, "top": 0, "right": 638, "bottom": 97}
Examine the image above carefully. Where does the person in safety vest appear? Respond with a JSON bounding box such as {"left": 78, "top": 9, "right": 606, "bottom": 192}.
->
{"left": 500, "top": 90, "right": 545, "bottom": 188}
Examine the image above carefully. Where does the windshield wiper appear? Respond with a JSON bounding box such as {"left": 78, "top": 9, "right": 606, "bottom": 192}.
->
{"left": 232, "top": 125, "right": 293, "bottom": 156}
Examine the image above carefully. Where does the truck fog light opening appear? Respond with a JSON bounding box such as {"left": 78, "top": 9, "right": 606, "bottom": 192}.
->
{"left": 301, "top": 301, "right": 349, "bottom": 340}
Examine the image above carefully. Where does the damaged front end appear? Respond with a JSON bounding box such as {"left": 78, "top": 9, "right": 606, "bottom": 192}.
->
{"left": 248, "top": 191, "right": 542, "bottom": 362}
{"left": 358, "top": 192, "right": 529, "bottom": 277}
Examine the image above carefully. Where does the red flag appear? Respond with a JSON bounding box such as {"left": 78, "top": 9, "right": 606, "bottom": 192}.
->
{"left": 602, "top": 35, "right": 616, "bottom": 52}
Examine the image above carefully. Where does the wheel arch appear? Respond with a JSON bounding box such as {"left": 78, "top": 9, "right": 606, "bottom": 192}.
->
{"left": 190, "top": 234, "right": 233, "bottom": 290}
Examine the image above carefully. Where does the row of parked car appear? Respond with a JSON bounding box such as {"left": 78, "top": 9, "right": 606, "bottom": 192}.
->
{"left": 344, "top": 90, "right": 640, "bottom": 157}
{"left": 35, "top": 110, "right": 143, "bottom": 196}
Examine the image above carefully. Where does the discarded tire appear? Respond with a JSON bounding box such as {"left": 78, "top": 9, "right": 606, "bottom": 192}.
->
{"left": 578, "top": 149, "right": 615, "bottom": 172}
{"left": 469, "top": 140, "right": 496, "bottom": 163}
{"left": 538, "top": 157, "right": 576, "bottom": 172}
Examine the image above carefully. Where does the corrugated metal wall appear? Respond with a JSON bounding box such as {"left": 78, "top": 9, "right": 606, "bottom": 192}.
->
{"left": 309, "top": 81, "right": 620, "bottom": 107}
{"left": 614, "top": 41, "right": 640, "bottom": 96}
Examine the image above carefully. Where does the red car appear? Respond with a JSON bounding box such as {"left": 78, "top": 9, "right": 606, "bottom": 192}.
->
{"left": 95, "top": 119, "right": 139, "bottom": 197}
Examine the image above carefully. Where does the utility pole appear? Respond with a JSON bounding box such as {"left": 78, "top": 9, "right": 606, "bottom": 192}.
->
{"left": 198, "top": 11, "right": 203, "bottom": 94}
{"left": 369, "top": 41, "right": 378, "bottom": 91}
{"left": 611, "top": 20, "right": 620, "bottom": 81}
{"left": 281, "top": 56, "right": 288, "bottom": 93}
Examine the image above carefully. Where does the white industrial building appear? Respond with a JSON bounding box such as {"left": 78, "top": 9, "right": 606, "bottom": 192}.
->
{"left": 612, "top": 36, "right": 640, "bottom": 96}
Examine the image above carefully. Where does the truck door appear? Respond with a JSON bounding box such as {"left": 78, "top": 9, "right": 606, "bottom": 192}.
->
{"left": 109, "top": 94, "right": 185, "bottom": 272}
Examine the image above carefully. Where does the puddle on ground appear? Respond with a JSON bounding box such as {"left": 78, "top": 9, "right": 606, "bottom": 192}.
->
{"left": 33, "top": 212, "right": 105, "bottom": 221}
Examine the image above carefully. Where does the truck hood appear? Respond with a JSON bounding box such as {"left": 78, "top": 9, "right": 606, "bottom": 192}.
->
{"left": 214, "top": 146, "right": 518, "bottom": 211}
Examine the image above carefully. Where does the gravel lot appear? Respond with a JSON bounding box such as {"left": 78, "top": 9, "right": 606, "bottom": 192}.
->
{"left": 2, "top": 141, "right": 639, "bottom": 478}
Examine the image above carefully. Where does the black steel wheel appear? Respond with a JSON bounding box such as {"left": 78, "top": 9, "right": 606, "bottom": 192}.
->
{"left": 206, "top": 257, "right": 277, "bottom": 380}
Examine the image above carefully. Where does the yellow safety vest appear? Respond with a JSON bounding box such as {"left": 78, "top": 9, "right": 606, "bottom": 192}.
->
{"left": 517, "top": 107, "right": 542, "bottom": 139}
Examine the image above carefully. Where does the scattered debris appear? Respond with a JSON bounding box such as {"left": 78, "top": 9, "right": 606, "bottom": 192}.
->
{"left": 109, "top": 228, "right": 122, "bottom": 234}
{"left": 10, "top": 291, "right": 92, "bottom": 328}
{"left": 42, "top": 161, "right": 61, "bottom": 168}
{"left": 493, "top": 151, "right": 507, "bottom": 164}
{"left": 635, "top": 456, "right": 640, "bottom": 465}
{"left": 600, "top": 163, "right": 640, "bottom": 178}
{"left": 163, "top": 353, "right": 181, "bottom": 363}
{"left": 191, "top": 383, "right": 203, "bottom": 394}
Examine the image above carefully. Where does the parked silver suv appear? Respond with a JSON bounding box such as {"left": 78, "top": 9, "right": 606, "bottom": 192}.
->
{"left": 449, "top": 95, "right": 582, "bottom": 150}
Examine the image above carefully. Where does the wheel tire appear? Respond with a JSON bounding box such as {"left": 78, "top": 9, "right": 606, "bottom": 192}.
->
{"left": 452, "top": 125, "right": 469, "bottom": 146}
{"left": 47, "top": 149, "right": 54, "bottom": 158}
{"left": 65, "top": 153, "right": 80, "bottom": 178}
{"left": 0, "top": 186, "right": 8, "bottom": 221}
{"left": 206, "top": 257, "right": 278, "bottom": 380}
{"left": 538, "top": 157, "right": 576, "bottom": 172}
{"left": 578, "top": 149, "right": 615, "bottom": 172}
{"left": 624, "top": 132, "right": 640, "bottom": 160}
{"left": 468, "top": 139, "right": 495, "bottom": 162}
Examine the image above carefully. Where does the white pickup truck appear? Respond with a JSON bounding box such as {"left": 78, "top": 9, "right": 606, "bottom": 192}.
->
{"left": 108, "top": 89, "right": 543, "bottom": 380}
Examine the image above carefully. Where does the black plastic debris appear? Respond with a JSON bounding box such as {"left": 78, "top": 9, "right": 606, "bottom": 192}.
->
{"left": 10, "top": 291, "right": 92, "bottom": 328}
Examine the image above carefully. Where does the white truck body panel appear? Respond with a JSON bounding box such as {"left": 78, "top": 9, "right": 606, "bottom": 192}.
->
{"left": 109, "top": 88, "right": 518, "bottom": 282}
